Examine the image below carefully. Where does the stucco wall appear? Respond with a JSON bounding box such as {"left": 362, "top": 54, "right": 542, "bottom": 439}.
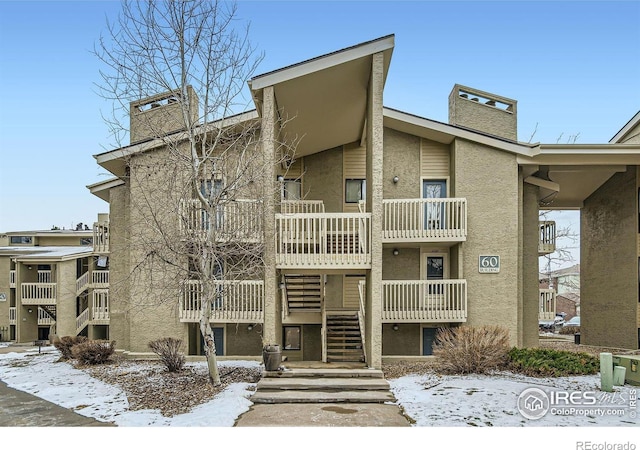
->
{"left": 382, "top": 323, "right": 420, "bottom": 355}
{"left": 382, "top": 128, "right": 421, "bottom": 199}
{"left": 581, "top": 168, "right": 638, "bottom": 349}
{"left": 522, "top": 181, "right": 540, "bottom": 347}
{"left": 0, "top": 257, "right": 10, "bottom": 335}
{"left": 304, "top": 146, "right": 343, "bottom": 212}
{"left": 382, "top": 247, "right": 420, "bottom": 280}
{"left": 225, "top": 325, "right": 262, "bottom": 356}
{"left": 453, "top": 140, "right": 520, "bottom": 346}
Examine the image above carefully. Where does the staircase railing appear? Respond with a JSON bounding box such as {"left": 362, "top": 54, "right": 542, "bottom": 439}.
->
{"left": 280, "top": 276, "right": 289, "bottom": 320}
{"left": 76, "top": 308, "right": 89, "bottom": 335}
{"left": 76, "top": 271, "right": 89, "bottom": 295}
{"left": 358, "top": 279, "right": 368, "bottom": 365}
{"left": 321, "top": 307, "right": 327, "bottom": 363}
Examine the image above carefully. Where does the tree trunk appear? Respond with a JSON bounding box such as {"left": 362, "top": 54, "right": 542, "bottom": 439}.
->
{"left": 200, "top": 309, "right": 221, "bottom": 386}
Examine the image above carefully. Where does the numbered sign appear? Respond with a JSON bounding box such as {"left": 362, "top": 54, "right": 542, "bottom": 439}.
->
{"left": 479, "top": 255, "right": 500, "bottom": 273}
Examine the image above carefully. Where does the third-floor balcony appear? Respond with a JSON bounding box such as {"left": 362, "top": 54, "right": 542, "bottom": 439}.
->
{"left": 179, "top": 199, "right": 263, "bottom": 243}
{"left": 93, "top": 219, "right": 110, "bottom": 254}
{"left": 383, "top": 198, "right": 467, "bottom": 243}
{"left": 539, "top": 221, "right": 556, "bottom": 255}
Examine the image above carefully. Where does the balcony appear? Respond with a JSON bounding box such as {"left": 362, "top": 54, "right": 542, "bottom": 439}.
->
{"left": 9, "top": 307, "right": 16, "bottom": 325}
{"left": 179, "top": 199, "right": 262, "bottom": 243}
{"left": 21, "top": 283, "right": 56, "bottom": 305}
{"left": 93, "top": 219, "right": 110, "bottom": 253}
{"left": 539, "top": 221, "right": 556, "bottom": 255}
{"left": 275, "top": 213, "right": 371, "bottom": 269}
{"left": 539, "top": 288, "right": 556, "bottom": 321}
{"left": 180, "top": 279, "right": 264, "bottom": 323}
{"left": 92, "top": 270, "right": 110, "bottom": 288}
{"left": 383, "top": 198, "right": 467, "bottom": 243}
{"left": 9, "top": 270, "right": 15, "bottom": 288}
{"left": 381, "top": 279, "right": 468, "bottom": 323}
{"left": 91, "top": 289, "right": 110, "bottom": 324}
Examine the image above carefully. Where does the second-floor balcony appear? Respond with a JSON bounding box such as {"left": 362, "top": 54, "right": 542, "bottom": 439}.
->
{"left": 180, "top": 279, "right": 264, "bottom": 323}
{"left": 9, "top": 270, "right": 16, "bottom": 288}
{"left": 179, "top": 199, "right": 263, "bottom": 243}
{"left": 275, "top": 212, "right": 371, "bottom": 269}
{"left": 383, "top": 198, "right": 467, "bottom": 243}
{"left": 93, "top": 219, "right": 110, "bottom": 253}
{"left": 92, "top": 289, "right": 110, "bottom": 324}
{"left": 21, "top": 283, "right": 56, "bottom": 305}
{"left": 9, "top": 307, "right": 16, "bottom": 325}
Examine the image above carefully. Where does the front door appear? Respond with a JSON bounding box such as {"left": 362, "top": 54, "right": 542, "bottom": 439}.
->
{"left": 423, "top": 180, "right": 446, "bottom": 230}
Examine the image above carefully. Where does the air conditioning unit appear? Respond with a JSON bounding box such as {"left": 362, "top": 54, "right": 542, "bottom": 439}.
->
{"left": 612, "top": 355, "right": 640, "bottom": 386}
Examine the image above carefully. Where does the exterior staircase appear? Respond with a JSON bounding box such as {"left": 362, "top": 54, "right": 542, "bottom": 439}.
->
{"left": 325, "top": 312, "right": 365, "bottom": 363}
{"left": 252, "top": 368, "right": 394, "bottom": 404}
{"left": 283, "top": 274, "right": 322, "bottom": 312}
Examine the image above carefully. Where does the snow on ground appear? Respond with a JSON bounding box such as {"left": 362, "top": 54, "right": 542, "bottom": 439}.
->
{"left": 1, "top": 346, "right": 638, "bottom": 434}
{"left": 0, "top": 347, "right": 257, "bottom": 427}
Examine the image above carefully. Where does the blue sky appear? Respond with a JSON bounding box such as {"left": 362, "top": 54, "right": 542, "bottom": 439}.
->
{"left": 0, "top": 1, "right": 638, "bottom": 240}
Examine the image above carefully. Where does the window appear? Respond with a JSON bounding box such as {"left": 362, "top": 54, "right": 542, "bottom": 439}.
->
{"left": 345, "top": 179, "right": 366, "bottom": 203}
{"left": 281, "top": 179, "right": 301, "bottom": 200}
{"left": 10, "top": 236, "right": 32, "bottom": 245}
{"left": 283, "top": 326, "right": 301, "bottom": 350}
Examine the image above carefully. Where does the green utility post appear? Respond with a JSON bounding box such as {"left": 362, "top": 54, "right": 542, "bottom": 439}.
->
{"left": 600, "top": 352, "right": 613, "bottom": 392}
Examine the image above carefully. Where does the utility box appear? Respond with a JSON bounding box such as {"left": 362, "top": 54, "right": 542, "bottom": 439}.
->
{"left": 612, "top": 355, "right": 640, "bottom": 386}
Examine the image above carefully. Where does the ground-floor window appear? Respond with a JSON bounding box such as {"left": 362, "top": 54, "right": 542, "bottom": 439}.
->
{"left": 198, "top": 327, "right": 224, "bottom": 356}
{"left": 283, "top": 326, "right": 301, "bottom": 350}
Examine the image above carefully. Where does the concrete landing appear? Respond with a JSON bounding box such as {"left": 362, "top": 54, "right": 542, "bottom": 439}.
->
{"left": 235, "top": 403, "right": 411, "bottom": 427}
{"left": 257, "top": 377, "right": 390, "bottom": 390}
{"left": 251, "top": 389, "right": 395, "bottom": 404}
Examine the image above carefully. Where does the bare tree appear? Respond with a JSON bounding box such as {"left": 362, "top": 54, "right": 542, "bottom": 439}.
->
{"left": 94, "top": 0, "right": 292, "bottom": 385}
{"left": 539, "top": 210, "right": 579, "bottom": 290}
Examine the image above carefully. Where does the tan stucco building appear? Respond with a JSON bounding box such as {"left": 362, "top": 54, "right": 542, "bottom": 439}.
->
{"left": 5, "top": 35, "right": 638, "bottom": 362}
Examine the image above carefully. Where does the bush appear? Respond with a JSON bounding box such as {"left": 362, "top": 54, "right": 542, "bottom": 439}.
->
{"left": 508, "top": 347, "right": 599, "bottom": 377}
{"left": 71, "top": 340, "right": 115, "bottom": 365}
{"left": 53, "top": 335, "right": 88, "bottom": 360}
{"left": 149, "top": 337, "right": 185, "bottom": 372}
{"left": 558, "top": 325, "right": 580, "bottom": 335}
{"left": 432, "top": 325, "right": 510, "bottom": 374}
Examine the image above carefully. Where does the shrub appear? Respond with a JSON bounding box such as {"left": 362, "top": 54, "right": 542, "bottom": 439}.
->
{"left": 149, "top": 337, "right": 185, "bottom": 372}
{"left": 71, "top": 340, "right": 115, "bottom": 365}
{"left": 558, "top": 325, "right": 580, "bottom": 335}
{"left": 432, "top": 325, "right": 510, "bottom": 374}
{"left": 53, "top": 335, "right": 88, "bottom": 360}
{"left": 508, "top": 347, "right": 599, "bottom": 377}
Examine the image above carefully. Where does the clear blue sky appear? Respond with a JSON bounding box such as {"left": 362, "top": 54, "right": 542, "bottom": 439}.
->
{"left": 0, "top": 1, "right": 638, "bottom": 235}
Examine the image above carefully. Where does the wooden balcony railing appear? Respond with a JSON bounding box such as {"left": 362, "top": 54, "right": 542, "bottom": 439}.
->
{"left": 9, "top": 307, "right": 16, "bottom": 325}
{"left": 76, "top": 272, "right": 90, "bottom": 295}
{"left": 281, "top": 200, "right": 325, "bottom": 214}
{"left": 179, "top": 199, "right": 262, "bottom": 242}
{"left": 21, "top": 283, "right": 56, "bottom": 305}
{"left": 275, "top": 213, "right": 371, "bottom": 269}
{"left": 9, "top": 270, "right": 16, "bottom": 288}
{"left": 92, "top": 270, "right": 110, "bottom": 288}
{"left": 539, "top": 221, "right": 556, "bottom": 255}
{"left": 383, "top": 198, "right": 467, "bottom": 242}
{"left": 180, "top": 279, "right": 264, "bottom": 323}
{"left": 539, "top": 288, "right": 556, "bottom": 321}
{"left": 381, "top": 279, "right": 467, "bottom": 322}
{"left": 92, "top": 289, "right": 110, "bottom": 323}
{"left": 37, "top": 270, "right": 52, "bottom": 283}
{"left": 93, "top": 220, "right": 110, "bottom": 253}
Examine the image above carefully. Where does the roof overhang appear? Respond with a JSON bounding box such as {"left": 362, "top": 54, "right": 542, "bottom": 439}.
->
{"left": 610, "top": 111, "right": 640, "bottom": 143}
{"left": 518, "top": 144, "right": 640, "bottom": 208}
{"left": 0, "top": 246, "right": 94, "bottom": 262}
{"left": 87, "top": 177, "right": 126, "bottom": 201}
{"left": 92, "top": 111, "right": 259, "bottom": 178}
{"left": 249, "top": 35, "right": 395, "bottom": 157}
{"left": 383, "top": 107, "right": 537, "bottom": 156}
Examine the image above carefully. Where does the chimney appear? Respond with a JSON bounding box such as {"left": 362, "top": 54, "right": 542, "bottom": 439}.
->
{"left": 129, "top": 86, "right": 199, "bottom": 144}
{"left": 448, "top": 84, "right": 518, "bottom": 141}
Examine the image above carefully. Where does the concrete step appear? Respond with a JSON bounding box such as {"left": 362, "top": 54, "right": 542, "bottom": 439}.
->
{"left": 263, "top": 368, "right": 383, "bottom": 379}
{"left": 257, "top": 377, "right": 390, "bottom": 391}
{"left": 251, "top": 390, "right": 395, "bottom": 404}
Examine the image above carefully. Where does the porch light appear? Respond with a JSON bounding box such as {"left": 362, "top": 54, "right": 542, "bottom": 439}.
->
{"left": 278, "top": 282, "right": 285, "bottom": 290}
{"left": 393, "top": 249, "right": 399, "bottom": 256}
{"left": 27, "top": 309, "right": 32, "bottom": 313}
{"left": 392, "top": 324, "right": 399, "bottom": 331}
{"left": 247, "top": 324, "right": 253, "bottom": 331}
{"left": 392, "top": 175, "right": 399, "bottom": 184}
{"left": 277, "top": 175, "right": 284, "bottom": 182}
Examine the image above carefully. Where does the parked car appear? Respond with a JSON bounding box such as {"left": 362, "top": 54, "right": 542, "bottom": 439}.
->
{"left": 563, "top": 316, "right": 580, "bottom": 327}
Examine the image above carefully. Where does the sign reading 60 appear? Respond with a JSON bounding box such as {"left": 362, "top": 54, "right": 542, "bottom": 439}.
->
{"left": 479, "top": 255, "right": 500, "bottom": 273}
